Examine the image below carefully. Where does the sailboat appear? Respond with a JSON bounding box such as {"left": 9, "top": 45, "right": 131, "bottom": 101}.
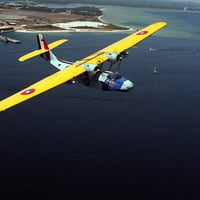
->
{"left": 153, "top": 66, "right": 158, "bottom": 74}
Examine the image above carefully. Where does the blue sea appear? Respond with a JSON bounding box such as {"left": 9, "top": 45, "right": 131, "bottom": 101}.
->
{"left": 1, "top": 5, "right": 200, "bottom": 199}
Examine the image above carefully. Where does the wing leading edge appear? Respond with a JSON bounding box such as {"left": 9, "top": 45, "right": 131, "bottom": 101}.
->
{"left": 0, "top": 22, "right": 167, "bottom": 112}
{"left": 81, "top": 22, "right": 167, "bottom": 65}
{"left": 0, "top": 65, "right": 86, "bottom": 111}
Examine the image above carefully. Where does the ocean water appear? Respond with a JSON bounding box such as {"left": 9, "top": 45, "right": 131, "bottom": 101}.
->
{"left": 1, "top": 6, "right": 200, "bottom": 200}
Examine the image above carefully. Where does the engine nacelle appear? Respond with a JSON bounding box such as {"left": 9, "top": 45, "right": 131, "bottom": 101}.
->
{"left": 104, "top": 52, "right": 122, "bottom": 63}
{"left": 81, "top": 64, "right": 100, "bottom": 72}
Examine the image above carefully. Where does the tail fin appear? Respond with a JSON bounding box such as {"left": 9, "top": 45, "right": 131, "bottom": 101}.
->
{"left": 37, "top": 33, "right": 49, "bottom": 50}
{"left": 18, "top": 34, "right": 68, "bottom": 62}
{"left": 37, "top": 33, "right": 50, "bottom": 61}
{"left": 18, "top": 34, "right": 73, "bottom": 70}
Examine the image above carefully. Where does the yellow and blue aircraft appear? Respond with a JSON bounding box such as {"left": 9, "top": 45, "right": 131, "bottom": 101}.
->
{"left": 0, "top": 22, "right": 167, "bottom": 111}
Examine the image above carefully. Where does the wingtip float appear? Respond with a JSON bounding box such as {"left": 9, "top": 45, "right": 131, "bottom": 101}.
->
{"left": 0, "top": 22, "right": 167, "bottom": 112}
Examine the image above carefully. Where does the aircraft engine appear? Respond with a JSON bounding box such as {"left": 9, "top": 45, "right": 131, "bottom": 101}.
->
{"left": 81, "top": 64, "right": 100, "bottom": 72}
{"left": 104, "top": 52, "right": 122, "bottom": 63}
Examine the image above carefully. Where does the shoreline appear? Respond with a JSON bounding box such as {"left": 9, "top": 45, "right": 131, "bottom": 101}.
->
{"left": 16, "top": 15, "right": 133, "bottom": 33}
{"left": 0, "top": 5, "right": 132, "bottom": 33}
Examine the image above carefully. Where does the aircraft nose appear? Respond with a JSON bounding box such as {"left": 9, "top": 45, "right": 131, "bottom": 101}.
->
{"left": 120, "top": 80, "right": 134, "bottom": 90}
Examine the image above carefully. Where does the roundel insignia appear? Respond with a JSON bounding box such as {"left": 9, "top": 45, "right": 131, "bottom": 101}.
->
{"left": 136, "top": 31, "right": 148, "bottom": 35}
{"left": 21, "top": 88, "right": 35, "bottom": 95}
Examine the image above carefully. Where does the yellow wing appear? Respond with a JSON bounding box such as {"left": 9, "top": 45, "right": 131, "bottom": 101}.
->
{"left": 82, "top": 22, "right": 167, "bottom": 65}
{"left": 0, "top": 22, "right": 167, "bottom": 112}
{"left": 0, "top": 64, "right": 86, "bottom": 111}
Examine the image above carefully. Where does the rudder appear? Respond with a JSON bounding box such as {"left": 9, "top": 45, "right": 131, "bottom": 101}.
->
{"left": 37, "top": 33, "right": 50, "bottom": 61}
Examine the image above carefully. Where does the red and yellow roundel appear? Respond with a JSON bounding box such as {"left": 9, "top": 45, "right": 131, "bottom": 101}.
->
{"left": 21, "top": 88, "right": 36, "bottom": 95}
{"left": 136, "top": 31, "right": 148, "bottom": 35}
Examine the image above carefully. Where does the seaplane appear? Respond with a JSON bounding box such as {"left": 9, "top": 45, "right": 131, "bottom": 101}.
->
{"left": 0, "top": 22, "right": 167, "bottom": 111}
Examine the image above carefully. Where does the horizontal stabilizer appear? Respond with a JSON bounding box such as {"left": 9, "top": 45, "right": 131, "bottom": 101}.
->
{"left": 18, "top": 49, "right": 49, "bottom": 62}
{"left": 18, "top": 39, "right": 68, "bottom": 62}
{"left": 48, "top": 39, "right": 68, "bottom": 50}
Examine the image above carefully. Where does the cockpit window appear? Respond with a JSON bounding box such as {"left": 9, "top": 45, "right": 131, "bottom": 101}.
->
{"left": 108, "top": 73, "right": 122, "bottom": 80}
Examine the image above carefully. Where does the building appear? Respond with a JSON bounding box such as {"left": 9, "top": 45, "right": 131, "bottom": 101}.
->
{"left": 0, "top": 26, "right": 15, "bottom": 33}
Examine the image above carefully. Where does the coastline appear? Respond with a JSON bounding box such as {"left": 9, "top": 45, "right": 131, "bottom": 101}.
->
{"left": 0, "top": 5, "right": 132, "bottom": 33}
{"left": 15, "top": 15, "right": 132, "bottom": 33}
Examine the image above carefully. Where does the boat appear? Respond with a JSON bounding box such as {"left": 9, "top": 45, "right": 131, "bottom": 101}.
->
{"left": 0, "top": 35, "right": 20, "bottom": 43}
{"left": 153, "top": 66, "right": 158, "bottom": 74}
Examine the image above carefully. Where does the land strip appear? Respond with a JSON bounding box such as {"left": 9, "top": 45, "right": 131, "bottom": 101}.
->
{"left": 0, "top": 6, "right": 130, "bottom": 32}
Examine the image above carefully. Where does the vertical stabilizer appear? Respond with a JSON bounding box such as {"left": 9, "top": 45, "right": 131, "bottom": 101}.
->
{"left": 37, "top": 33, "right": 49, "bottom": 50}
{"left": 18, "top": 34, "right": 68, "bottom": 63}
{"left": 37, "top": 33, "right": 73, "bottom": 70}
{"left": 37, "top": 33, "right": 50, "bottom": 61}
{"left": 19, "top": 33, "right": 72, "bottom": 70}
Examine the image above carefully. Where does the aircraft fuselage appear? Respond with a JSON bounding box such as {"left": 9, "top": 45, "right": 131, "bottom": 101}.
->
{"left": 77, "top": 70, "right": 134, "bottom": 91}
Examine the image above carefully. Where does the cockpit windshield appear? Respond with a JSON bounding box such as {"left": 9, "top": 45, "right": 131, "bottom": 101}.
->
{"left": 108, "top": 73, "right": 122, "bottom": 80}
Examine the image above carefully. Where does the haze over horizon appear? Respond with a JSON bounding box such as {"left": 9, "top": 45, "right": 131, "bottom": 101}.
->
{"left": 33, "top": 0, "right": 200, "bottom": 8}
{"left": 1, "top": 0, "right": 200, "bottom": 7}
